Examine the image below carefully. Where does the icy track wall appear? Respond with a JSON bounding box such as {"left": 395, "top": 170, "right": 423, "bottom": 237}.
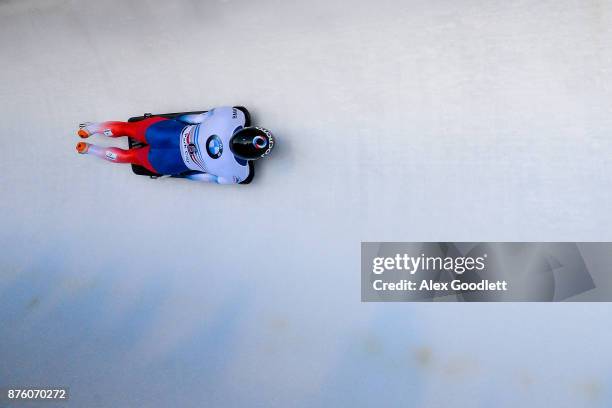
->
{"left": 1, "top": 0, "right": 611, "bottom": 407}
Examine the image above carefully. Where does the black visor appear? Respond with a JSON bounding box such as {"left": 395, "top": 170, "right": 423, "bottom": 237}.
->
{"left": 230, "top": 127, "right": 274, "bottom": 160}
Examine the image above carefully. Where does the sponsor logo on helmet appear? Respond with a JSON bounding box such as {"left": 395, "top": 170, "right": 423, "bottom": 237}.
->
{"left": 255, "top": 127, "right": 274, "bottom": 157}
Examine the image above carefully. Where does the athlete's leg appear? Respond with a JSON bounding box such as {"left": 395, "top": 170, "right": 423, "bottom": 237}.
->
{"left": 77, "top": 117, "right": 167, "bottom": 143}
{"left": 76, "top": 142, "right": 157, "bottom": 173}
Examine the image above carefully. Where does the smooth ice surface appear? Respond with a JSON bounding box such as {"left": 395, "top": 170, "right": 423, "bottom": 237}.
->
{"left": 1, "top": 0, "right": 611, "bottom": 406}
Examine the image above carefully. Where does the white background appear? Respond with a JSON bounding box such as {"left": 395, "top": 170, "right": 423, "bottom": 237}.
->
{"left": 1, "top": 0, "right": 611, "bottom": 406}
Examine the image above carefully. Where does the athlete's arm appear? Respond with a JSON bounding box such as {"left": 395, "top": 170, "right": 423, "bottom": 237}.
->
{"left": 175, "top": 112, "right": 208, "bottom": 124}
{"left": 181, "top": 172, "right": 238, "bottom": 184}
{"left": 182, "top": 172, "right": 218, "bottom": 183}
